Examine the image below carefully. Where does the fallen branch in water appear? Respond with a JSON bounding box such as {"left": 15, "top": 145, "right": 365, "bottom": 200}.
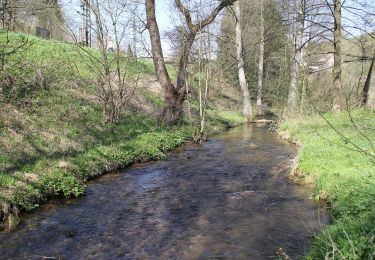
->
{"left": 250, "top": 119, "right": 275, "bottom": 124}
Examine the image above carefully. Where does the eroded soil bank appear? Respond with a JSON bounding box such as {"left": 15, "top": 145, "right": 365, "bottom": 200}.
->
{"left": 0, "top": 124, "right": 328, "bottom": 259}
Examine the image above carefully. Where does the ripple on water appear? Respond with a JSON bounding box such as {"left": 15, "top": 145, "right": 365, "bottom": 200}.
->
{"left": 0, "top": 124, "right": 328, "bottom": 259}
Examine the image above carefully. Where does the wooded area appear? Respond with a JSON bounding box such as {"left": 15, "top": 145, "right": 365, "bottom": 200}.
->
{"left": 2, "top": 0, "right": 375, "bottom": 119}
{"left": 0, "top": 0, "right": 374, "bottom": 259}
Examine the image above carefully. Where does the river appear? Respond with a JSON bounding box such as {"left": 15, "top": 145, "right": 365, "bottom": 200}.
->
{"left": 0, "top": 124, "right": 327, "bottom": 259}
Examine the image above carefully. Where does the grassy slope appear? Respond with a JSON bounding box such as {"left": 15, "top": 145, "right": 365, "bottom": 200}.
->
{"left": 280, "top": 109, "right": 375, "bottom": 259}
{"left": 0, "top": 33, "right": 245, "bottom": 228}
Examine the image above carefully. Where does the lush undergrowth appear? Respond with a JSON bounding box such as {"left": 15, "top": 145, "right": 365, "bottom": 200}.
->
{"left": 280, "top": 109, "right": 375, "bottom": 259}
{"left": 0, "top": 33, "right": 245, "bottom": 229}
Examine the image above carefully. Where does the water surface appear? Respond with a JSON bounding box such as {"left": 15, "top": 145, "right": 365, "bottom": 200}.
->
{"left": 0, "top": 124, "right": 327, "bottom": 259}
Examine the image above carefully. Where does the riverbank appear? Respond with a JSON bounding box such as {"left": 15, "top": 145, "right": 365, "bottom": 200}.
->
{"left": 0, "top": 109, "right": 245, "bottom": 231}
{"left": 0, "top": 33, "right": 246, "bottom": 230}
{"left": 0, "top": 124, "right": 325, "bottom": 259}
{"left": 279, "top": 109, "right": 375, "bottom": 259}
{"left": 6, "top": 113, "right": 245, "bottom": 230}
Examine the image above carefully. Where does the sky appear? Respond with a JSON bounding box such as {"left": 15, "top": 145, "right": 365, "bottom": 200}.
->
{"left": 60, "top": 0, "right": 375, "bottom": 57}
{"left": 60, "top": 0, "right": 180, "bottom": 56}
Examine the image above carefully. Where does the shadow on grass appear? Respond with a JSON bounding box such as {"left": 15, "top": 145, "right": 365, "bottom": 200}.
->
{"left": 1, "top": 112, "right": 164, "bottom": 175}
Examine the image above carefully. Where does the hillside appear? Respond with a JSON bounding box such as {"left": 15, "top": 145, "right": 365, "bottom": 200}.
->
{"left": 0, "top": 33, "right": 245, "bottom": 229}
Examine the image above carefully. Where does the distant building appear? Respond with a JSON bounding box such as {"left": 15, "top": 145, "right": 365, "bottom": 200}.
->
{"left": 1, "top": 0, "right": 66, "bottom": 41}
{"left": 309, "top": 54, "right": 334, "bottom": 73}
{"left": 107, "top": 38, "right": 114, "bottom": 52}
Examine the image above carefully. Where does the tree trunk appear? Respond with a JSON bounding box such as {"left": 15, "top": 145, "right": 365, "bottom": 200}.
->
{"left": 363, "top": 49, "right": 375, "bottom": 108}
{"left": 83, "top": 0, "right": 90, "bottom": 46}
{"left": 234, "top": 0, "right": 253, "bottom": 120}
{"left": 146, "top": 0, "right": 236, "bottom": 125}
{"left": 287, "top": 0, "right": 305, "bottom": 114}
{"left": 160, "top": 33, "right": 198, "bottom": 125}
{"left": 332, "top": 0, "right": 342, "bottom": 112}
{"left": 367, "top": 77, "right": 375, "bottom": 109}
{"left": 145, "top": 0, "right": 182, "bottom": 125}
{"left": 92, "top": 0, "right": 114, "bottom": 124}
{"left": 300, "top": 68, "right": 308, "bottom": 113}
{"left": 256, "top": 0, "right": 265, "bottom": 115}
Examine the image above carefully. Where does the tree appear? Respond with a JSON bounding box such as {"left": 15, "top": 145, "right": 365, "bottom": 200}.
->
{"left": 256, "top": 0, "right": 265, "bottom": 114}
{"left": 217, "top": 0, "right": 289, "bottom": 112}
{"left": 66, "top": 0, "right": 138, "bottom": 124}
{"left": 197, "top": 25, "right": 212, "bottom": 143}
{"left": 0, "top": 1, "right": 34, "bottom": 79}
{"left": 164, "top": 25, "right": 185, "bottom": 62}
{"left": 363, "top": 48, "right": 375, "bottom": 108}
{"left": 332, "top": 0, "right": 342, "bottom": 112}
{"left": 126, "top": 44, "right": 134, "bottom": 58}
{"left": 81, "top": 0, "right": 91, "bottom": 46}
{"left": 287, "top": 0, "right": 306, "bottom": 114}
{"left": 145, "top": 0, "right": 237, "bottom": 125}
{"left": 233, "top": 0, "right": 253, "bottom": 120}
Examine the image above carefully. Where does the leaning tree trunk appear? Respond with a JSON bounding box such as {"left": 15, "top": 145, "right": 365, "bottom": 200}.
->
{"left": 256, "top": 0, "right": 265, "bottom": 115}
{"left": 332, "top": 0, "right": 342, "bottom": 112}
{"left": 234, "top": 0, "right": 253, "bottom": 120}
{"left": 287, "top": 0, "right": 305, "bottom": 115}
{"left": 146, "top": 0, "right": 184, "bottom": 125}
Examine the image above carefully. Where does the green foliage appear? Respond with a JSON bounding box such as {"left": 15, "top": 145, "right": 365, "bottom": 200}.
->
{"left": 0, "top": 32, "right": 245, "bottom": 224}
{"left": 39, "top": 171, "right": 86, "bottom": 198}
{"left": 0, "top": 32, "right": 155, "bottom": 106}
{"left": 280, "top": 109, "right": 375, "bottom": 259}
{"left": 9, "top": 184, "right": 41, "bottom": 211}
{"left": 143, "top": 91, "right": 164, "bottom": 108}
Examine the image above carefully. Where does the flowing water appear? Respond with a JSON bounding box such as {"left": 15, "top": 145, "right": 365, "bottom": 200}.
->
{"left": 0, "top": 124, "right": 328, "bottom": 259}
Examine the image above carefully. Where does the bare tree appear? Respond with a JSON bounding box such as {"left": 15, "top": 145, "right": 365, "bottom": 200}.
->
{"left": 0, "top": 1, "right": 35, "bottom": 101}
{"left": 256, "top": 0, "right": 265, "bottom": 115}
{"left": 233, "top": 0, "right": 253, "bottom": 120}
{"left": 197, "top": 25, "right": 212, "bottom": 143}
{"left": 67, "top": 0, "right": 139, "bottom": 124}
{"left": 81, "top": 0, "right": 92, "bottom": 47}
{"left": 363, "top": 48, "right": 375, "bottom": 108}
{"left": 287, "top": 0, "right": 306, "bottom": 114}
{"left": 145, "top": 0, "right": 237, "bottom": 125}
{"left": 332, "top": 0, "right": 343, "bottom": 112}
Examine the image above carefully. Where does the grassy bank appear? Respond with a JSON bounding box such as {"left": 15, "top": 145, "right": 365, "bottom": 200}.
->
{"left": 279, "top": 109, "right": 375, "bottom": 259}
{"left": 0, "top": 33, "right": 245, "bottom": 229}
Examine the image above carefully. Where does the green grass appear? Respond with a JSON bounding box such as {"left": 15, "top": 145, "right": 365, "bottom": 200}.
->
{"left": 0, "top": 32, "right": 245, "bottom": 228}
{"left": 280, "top": 109, "right": 375, "bottom": 259}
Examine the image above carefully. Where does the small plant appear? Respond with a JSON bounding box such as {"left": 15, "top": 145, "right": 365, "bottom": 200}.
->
{"left": 39, "top": 171, "right": 86, "bottom": 198}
